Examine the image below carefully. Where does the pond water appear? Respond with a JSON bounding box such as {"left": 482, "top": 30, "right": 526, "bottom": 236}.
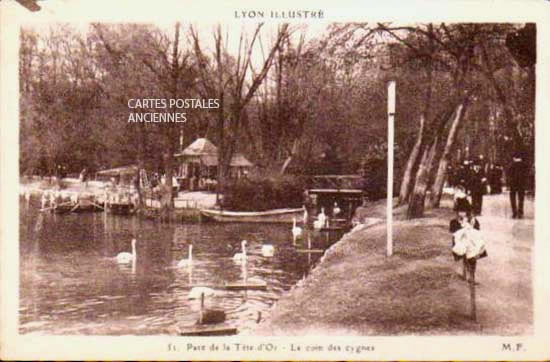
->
{"left": 19, "top": 197, "right": 343, "bottom": 335}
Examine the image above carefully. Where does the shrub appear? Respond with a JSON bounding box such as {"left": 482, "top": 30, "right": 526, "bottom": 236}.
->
{"left": 222, "top": 175, "right": 307, "bottom": 211}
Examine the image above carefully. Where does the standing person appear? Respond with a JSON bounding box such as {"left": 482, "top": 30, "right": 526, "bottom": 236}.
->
{"left": 456, "top": 159, "right": 473, "bottom": 196}
{"left": 489, "top": 163, "right": 503, "bottom": 194}
{"left": 507, "top": 151, "right": 528, "bottom": 219}
{"left": 477, "top": 154, "right": 488, "bottom": 174}
{"left": 351, "top": 196, "right": 370, "bottom": 227}
{"left": 468, "top": 160, "right": 487, "bottom": 216}
{"left": 446, "top": 164, "right": 455, "bottom": 188}
{"left": 79, "top": 168, "right": 88, "bottom": 188}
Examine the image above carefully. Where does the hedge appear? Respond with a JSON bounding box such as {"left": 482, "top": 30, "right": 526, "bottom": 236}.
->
{"left": 222, "top": 175, "right": 307, "bottom": 211}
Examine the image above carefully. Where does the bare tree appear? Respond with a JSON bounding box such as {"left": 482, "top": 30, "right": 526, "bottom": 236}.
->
{"left": 190, "top": 23, "right": 290, "bottom": 199}
{"left": 91, "top": 22, "right": 198, "bottom": 215}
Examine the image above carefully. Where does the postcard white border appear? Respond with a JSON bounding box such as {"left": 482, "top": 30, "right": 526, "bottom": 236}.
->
{"left": 1, "top": 0, "right": 550, "bottom": 360}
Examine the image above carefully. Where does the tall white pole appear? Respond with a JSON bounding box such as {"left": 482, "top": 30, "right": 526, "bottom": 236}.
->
{"left": 387, "top": 81, "right": 395, "bottom": 257}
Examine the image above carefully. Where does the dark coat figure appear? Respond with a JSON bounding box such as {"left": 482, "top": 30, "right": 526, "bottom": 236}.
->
{"left": 447, "top": 164, "right": 457, "bottom": 187}
{"left": 456, "top": 161, "right": 471, "bottom": 189}
{"left": 477, "top": 154, "right": 488, "bottom": 174}
{"left": 468, "top": 162, "right": 487, "bottom": 216}
{"left": 508, "top": 153, "right": 528, "bottom": 218}
{"left": 488, "top": 163, "right": 503, "bottom": 194}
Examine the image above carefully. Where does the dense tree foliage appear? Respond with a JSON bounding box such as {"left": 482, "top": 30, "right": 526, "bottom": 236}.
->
{"left": 20, "top": 22, "right": 535, "bottom": 217}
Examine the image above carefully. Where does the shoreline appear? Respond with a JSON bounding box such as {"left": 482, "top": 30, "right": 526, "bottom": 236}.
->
{"left": 253, "top": 194, "right": 533, "bottom": 336}
{"left": 19, "top": 176, "right": 218, "bottom": 212}
{"left": 20, "top": 177, "right": 534, "bottom": 335}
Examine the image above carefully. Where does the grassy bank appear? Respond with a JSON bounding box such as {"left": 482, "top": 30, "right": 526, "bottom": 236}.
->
{"left": 255, "top": 195, "right": 533, "bottom": 336}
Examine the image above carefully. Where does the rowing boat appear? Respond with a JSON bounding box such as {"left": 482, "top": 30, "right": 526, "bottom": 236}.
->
{"left": 200, "top": 208, "right": 304, "bottom": 223}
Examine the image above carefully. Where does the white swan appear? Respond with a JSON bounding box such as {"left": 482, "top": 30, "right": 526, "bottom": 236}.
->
{"left": 177, "top": 245, "right": 193, "bottom": 267}
{"left": 233, "top": 240, "right": 247, "bottom": 263}
{"left": 313, "top": 208, "right": 327, "bottom": 229}
{"left": 292, "top": 217, "right": 303, "bottom": 240}
{"left": 261, "top": 244, "right": 275, "bottom": 257}
{"left": 333, "top": 202, "right": 341, "bottom": 216}
{"left": 116, "top": 238, "right": 136, "bottom": 264}
{"left": 188, "top": 286, "right": 216, "bottom": 299}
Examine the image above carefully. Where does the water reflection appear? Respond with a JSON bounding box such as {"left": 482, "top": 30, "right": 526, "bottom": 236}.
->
{"left": 19, "top": 196, "right": 344, "bottom": 335}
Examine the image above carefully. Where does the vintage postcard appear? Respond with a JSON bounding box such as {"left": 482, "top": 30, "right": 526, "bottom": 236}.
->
{"left": 1, "top": 0, "right": 549, "bottom": 360}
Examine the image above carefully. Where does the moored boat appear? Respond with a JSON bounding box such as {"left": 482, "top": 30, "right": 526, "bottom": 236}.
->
{"left": 200, "top": 208, "right": 304, "bottom": 224}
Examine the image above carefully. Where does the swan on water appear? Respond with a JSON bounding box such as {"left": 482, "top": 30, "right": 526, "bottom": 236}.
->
{"left": 233, "top": 240, "right": 247, "bottom": 263}
{"left": 333, "top": 202, "right": 341, "bottom": 216}
{"left": 261, "top": 244, "right": 275, "bottom": 257}
{"left": 116, "top": 238, "right": 136, "bottom": 264}
{"left": 188, "top": 286, "right": 216, "bottom": 299}
{"left": 313, "top": 208, "right": 327, "bottom": 229}
{"left": 292, "top": 217, "right": 303, "bottom": 240}
{"left": 177, "top": 245, "right": 193, "bottom": 267}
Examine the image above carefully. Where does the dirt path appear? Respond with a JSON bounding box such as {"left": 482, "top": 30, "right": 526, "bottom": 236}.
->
{"left": 468, "top": 192, "right": 534, "bottom": 334}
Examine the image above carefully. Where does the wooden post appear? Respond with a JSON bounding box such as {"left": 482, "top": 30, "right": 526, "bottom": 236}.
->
{"left": 387, "top": 80, "right": 396, "bottom": 257}
{"left": 469, "top": 263, "right": 477, "bottom": 321}
{"left": 199, "top": 292, "right": 205, "bottom": 325}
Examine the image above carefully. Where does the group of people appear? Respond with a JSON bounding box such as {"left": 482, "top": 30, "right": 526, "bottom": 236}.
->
{"left": 448, "top": 151, "right": 529, "bottom": 219}
{"left": 448, "top": 150, "right": 531, "bottom": 281}
{"left": 448, "top": 154, "right": 492, "bottom": 216}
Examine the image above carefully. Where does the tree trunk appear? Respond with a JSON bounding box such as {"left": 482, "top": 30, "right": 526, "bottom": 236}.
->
{"left": 280, "top": 138, "right": 299, "bottom": 175}
{"left": 135, "top": 121, "right": 146, "bottom": 210}
{"left": 426, "top": 103, "right": 467, "bottom": 208}
{"left": 407, "top": 136, "right": 438, "bottom": 219}
{"left": 215, "top": 111, "right": 224, "bottom": 206}
{"left": 398, "top": 114, "right": 425, "bottom": 205}
{"left": 480, "top": 42, "right": 521, "bottom": 147}
{"left": 403, "top": 23, "right": 434, "bottom": 210}
{"left": 160, "top": 146, "right": 175, "bottom": 221}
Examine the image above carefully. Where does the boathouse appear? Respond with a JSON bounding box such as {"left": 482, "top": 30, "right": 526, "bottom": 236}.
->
{"left": 306, "top": 174, "right": 365, "bottom": 220}
{"left": 96, "top": 165, "right": 139, "bottom": 186}
{"left": 174, "top": 138, "right": 253, "bottom": 191}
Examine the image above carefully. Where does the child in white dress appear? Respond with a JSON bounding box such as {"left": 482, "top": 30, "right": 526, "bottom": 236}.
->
{"left": 450, "top": 202, "right": 487, "bottom": 281}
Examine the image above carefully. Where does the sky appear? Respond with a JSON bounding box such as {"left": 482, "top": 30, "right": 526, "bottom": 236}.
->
{"left": 12, "top": 0, "right": 335, "bottom": 72}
